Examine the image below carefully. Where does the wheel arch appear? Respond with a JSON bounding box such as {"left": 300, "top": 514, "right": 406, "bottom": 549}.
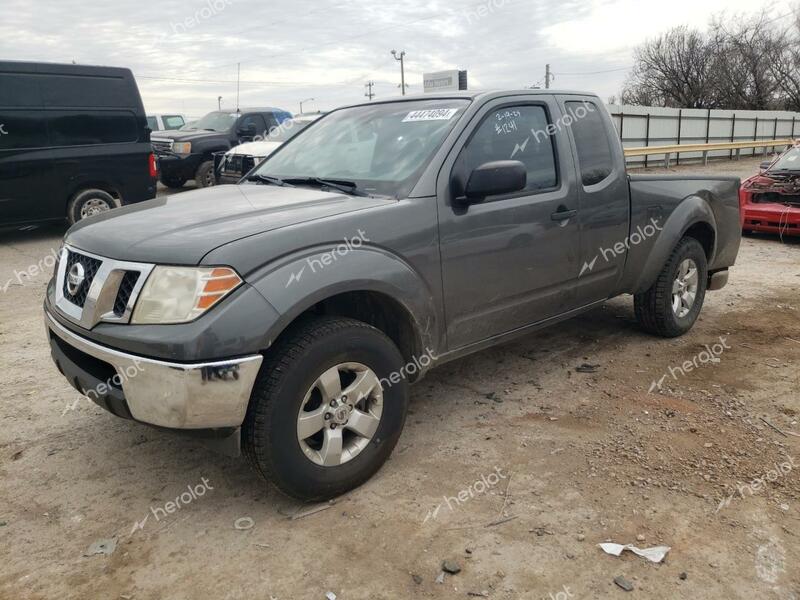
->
{"left": 246, "top": 248, "right": 443, "bottom": 379}
{"left": 631, "top": 195, "right": 717, "bottom": 294}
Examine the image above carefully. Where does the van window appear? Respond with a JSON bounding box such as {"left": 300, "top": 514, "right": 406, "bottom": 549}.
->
{"left": 40, "top": 75, "right": 133, "bottom": 108}
{"left": 0, "top": 111, "right": 49, "bottom": 150}
{"left": 565, "top": 101, "right": 614, "bottom": 186}
{"left": 48, "top": 111, "right": 139, "bottom": 146}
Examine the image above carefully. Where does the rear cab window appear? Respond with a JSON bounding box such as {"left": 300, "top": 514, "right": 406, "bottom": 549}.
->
{"left": 162, "top": 115, "right": 184, "bottom": 129}
{"left": 565, "top": 100, "right": 614, "bottom": 186}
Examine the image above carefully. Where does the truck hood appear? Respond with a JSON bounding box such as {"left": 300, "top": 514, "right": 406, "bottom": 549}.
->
{"left": 226, "top": 140, "right": 283, "bottom": 157}
{"left": 65, "top": 184, "right": 394, "bottom": 265}
{"left": 151, "top": 129, "right": 227, "bottom": 143}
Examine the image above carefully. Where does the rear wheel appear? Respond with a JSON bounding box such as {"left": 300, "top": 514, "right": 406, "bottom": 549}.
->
{"left": 634, "top": 236, "right": 708, "bottom": 337}
{"left": 160, "top": 175, "right": 187, "bottom": 189}
{"left": 242, "top": 316, "right": 409, "bottom": 501}
{"left": 195, "top": 160, "right": 216, "bottom": 188}
{"left": 67, "top": 189, "right": 118, "bottom": 224}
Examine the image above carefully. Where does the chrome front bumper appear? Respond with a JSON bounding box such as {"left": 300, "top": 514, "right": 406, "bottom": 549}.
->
{"left": 45, "top": 310, "right": 263, "bottom": 429}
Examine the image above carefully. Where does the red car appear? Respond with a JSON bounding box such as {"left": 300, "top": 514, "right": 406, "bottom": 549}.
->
{"left": 740, "top": 144, "right": 800, "bottom": 236}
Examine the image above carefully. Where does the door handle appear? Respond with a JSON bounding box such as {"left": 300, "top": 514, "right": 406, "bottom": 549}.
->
{"left": 551, "top": 208, "right": 577, "bottom": 221}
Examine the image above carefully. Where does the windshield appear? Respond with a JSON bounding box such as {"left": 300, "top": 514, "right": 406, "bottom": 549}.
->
{"left": 769, "top": 146, "right": 800, "bottom": 172}
{"left": 252, "top": 100, "right": 470, "bottom": 197}
{"left": 191, "top": 111, "right": 239, "bottom": 132}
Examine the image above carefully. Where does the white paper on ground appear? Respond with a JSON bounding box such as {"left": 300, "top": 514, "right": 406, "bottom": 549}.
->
{"left": 599, "top": 542, "right": 671, "bottom": 563}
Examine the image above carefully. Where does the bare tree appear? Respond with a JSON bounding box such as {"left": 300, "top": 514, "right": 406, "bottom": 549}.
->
{"left": 622, "top": 27, "right": 717, "bottom": 108}
{"left": 622, "top": 10, "right": 800, "bottom": 110}
{"left": 708, "top": 13, "right": 785, "bottom": 110}
{"left": 769, "top": 8, "right": 800, "bottom": 111}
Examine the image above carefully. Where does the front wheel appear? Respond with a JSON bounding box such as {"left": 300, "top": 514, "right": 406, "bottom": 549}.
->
{"left": 242, "top": 316, "right": 409, "bottom": 501}
{"left": 194, "top": 160, "right": 216, "bottom": 188}
{"left": 634, "top": 236, "right": 708, "bottom": 337}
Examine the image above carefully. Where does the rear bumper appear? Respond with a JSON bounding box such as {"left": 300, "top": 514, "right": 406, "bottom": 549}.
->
{"left": 157, "top": 154, "right": 203, "bottom": 181}
{"left": 45, "top": 308, "right": 263, "bottom": 429}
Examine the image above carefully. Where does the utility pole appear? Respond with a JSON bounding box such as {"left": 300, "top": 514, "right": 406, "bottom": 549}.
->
{"left": 364, "top": 81, "right": 375, "bottom": 101}
{"left": 391, "top": 49, "right": 407, "bottom": 96}
{"left": 236, "top": 63, "right": 241, "bottom": 111}
{"left": 217, "top": 96, "right": 222, "bottom": 110}
{"left": 545, "top": 64, "right": 552, "bottom": 89}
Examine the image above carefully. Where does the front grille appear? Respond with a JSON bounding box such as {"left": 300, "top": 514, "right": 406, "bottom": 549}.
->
{"left": 113, "top": 271, "right": 141, "bottom": 317}
{"left": 224, "top": 155, "right": 244, "bottom": 173}
{"left": 151, "top": 139, "right": 172, "bottom": 153}
{"left": 63, "top": 251, "right": 102, "bottom": 308}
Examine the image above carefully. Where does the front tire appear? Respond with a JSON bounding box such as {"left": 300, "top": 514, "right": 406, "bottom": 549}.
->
{"left": 634, "top": 236, "right": 708, "bottom": 337}
{"left": 194, "top": 160, "right": 216, "bottom": 188}
{"left": 243, "top": 316, "right": 409, "bottom": 501}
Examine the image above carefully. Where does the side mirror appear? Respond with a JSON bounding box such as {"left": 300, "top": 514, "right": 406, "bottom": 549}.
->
{"left": 759, "top": 160, "right": 773, "bottom": 173}
{"left": 460, "top": 160, "right": 527, "bottom": 204}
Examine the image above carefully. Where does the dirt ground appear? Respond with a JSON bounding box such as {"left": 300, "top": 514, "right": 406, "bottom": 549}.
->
{"left": 1, "top": 156, "right": 798, "bottom": 600}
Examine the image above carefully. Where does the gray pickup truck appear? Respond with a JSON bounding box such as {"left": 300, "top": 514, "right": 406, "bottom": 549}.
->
{"left": 45, "top": 91, "right": 741, "bottom": 500}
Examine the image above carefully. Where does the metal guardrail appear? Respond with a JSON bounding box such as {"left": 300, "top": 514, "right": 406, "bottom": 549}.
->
{"left": 623, "top": 139, "right": 796, "bottom": 168}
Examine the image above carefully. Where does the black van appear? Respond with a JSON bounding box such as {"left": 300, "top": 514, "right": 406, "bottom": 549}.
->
{"left": 0, "top": 61, "right": 157, "bottom": 227}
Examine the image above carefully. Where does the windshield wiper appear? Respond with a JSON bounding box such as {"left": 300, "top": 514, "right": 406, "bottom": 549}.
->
{"left": 283, "top": 177, "right": 370, "bottom": 197}
{"left": 245, "top": 174, "right": 294, "bottom": 187}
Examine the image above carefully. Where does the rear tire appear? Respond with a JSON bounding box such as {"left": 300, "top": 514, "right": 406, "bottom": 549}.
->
{"left": 242, "top": 316, "right": 409, "bottom": 501}
{"left": 160, "top": 175, "right": 187, "bottom": 189}
{"left": 195, "top": 160, "right": 216, "bottom": 188}
{"left": 634, "top": 236, "right": 708, "bottom": 338}
{"left": 67, "top": 189, "right": 118, "bottom": 224}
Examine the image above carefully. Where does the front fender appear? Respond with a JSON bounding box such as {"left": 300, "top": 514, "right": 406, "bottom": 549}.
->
{"left": 630, "top": 195, "right": 716, "bottom": 294}
{"left": 247, "top": 244, "right": 442, "bottom": 355}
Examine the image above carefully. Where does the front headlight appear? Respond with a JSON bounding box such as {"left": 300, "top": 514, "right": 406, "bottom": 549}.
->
{"left": 131, "top": 266, "right": 242, "bottom": 324}
{"left": 173, "top": 142, "right": 192, "bottom": 155}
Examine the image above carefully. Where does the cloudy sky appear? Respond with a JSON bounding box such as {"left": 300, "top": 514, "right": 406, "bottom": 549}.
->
{"left": 0, "top": 0, "right": 795, "bottom": 118}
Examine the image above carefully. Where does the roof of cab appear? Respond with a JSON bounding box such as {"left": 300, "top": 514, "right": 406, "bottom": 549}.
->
{"left": 339, "top": 89, "right": 600, "bottom": 110}
{"left": 0, "top": 60, "right": 134, "bottom": 79}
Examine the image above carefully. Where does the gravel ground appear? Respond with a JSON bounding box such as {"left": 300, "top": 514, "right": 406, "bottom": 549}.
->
{"left": 1, "top": 156, "right": 798, "bottom": 599}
